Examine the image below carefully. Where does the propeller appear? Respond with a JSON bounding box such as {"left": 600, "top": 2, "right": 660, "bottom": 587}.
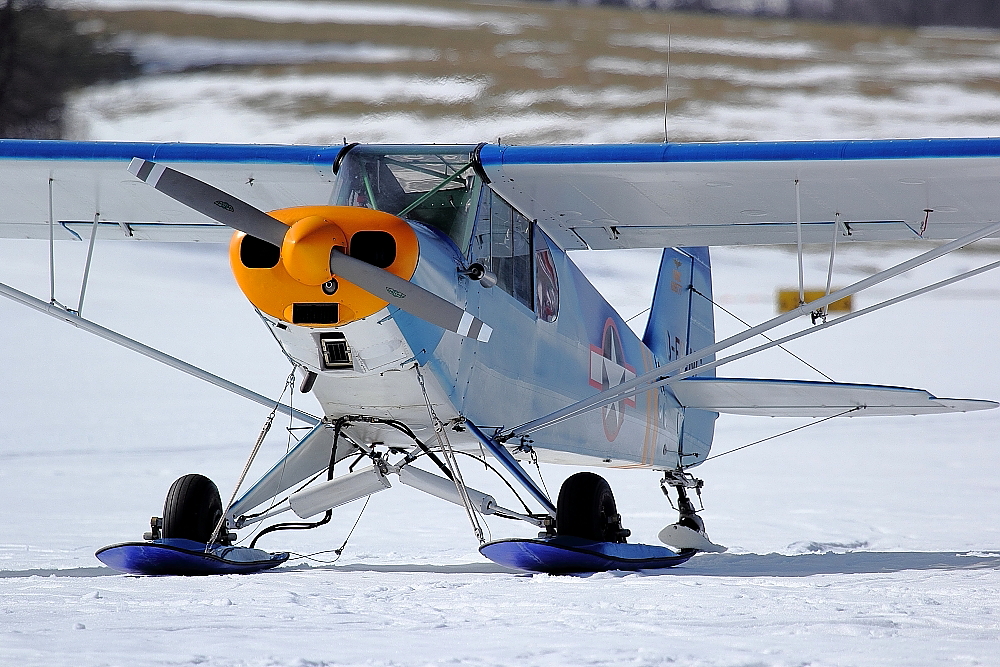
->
{"left": 127, "top": 158, "right": 287, "bottom": 247}
{"left": 128, "top": 158, "right": 492, "bottom": 342}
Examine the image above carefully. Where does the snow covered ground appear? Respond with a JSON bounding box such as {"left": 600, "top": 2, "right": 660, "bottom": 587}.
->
{"left": 60, "top": 0, "right": 1000, "bottom": 144}
{"left": 3, "top": 239, "right": 1000, "bottom": 666}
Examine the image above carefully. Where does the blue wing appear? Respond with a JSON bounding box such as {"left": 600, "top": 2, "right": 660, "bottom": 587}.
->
{"left": 0, "top": 140, "right": 344, "bottom": 242}
{"left": 476, "top": 138, "right": 1000, "bottom": 250}
{"left": 5, "top": 137, "right": 1000, "bottom": 250}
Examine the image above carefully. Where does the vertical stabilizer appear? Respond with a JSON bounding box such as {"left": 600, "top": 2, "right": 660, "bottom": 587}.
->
{"left": 643, "top": 248, "right": 717, "bottom": 463}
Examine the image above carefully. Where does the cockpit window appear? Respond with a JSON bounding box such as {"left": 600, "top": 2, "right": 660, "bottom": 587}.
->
{"left": 332, "top": 145, "right": 480, "bottom": 254}
{"left": 470, "top": 187, "right": 534, "bottom": 311}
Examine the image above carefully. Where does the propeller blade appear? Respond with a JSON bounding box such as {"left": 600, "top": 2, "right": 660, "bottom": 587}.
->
{"left": 329, "top": 250, "right": 492, "bottom": 342}
{"left": 127, "top": 158, "right": 287, "bottom": 247}
{"left": 128, "top": 158, "right": 492, "bottom": 342}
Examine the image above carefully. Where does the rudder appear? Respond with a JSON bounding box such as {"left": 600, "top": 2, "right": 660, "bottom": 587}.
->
{"left": 642, "top": 247, "right": 717, "bottom": 463}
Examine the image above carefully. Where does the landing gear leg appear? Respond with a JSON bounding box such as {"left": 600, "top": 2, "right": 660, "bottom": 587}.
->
{"left": 657, "top": 470, "right": 726, "bottom": 553}
{"left": 674, "top": 484, "right": 705, "bottom": 533}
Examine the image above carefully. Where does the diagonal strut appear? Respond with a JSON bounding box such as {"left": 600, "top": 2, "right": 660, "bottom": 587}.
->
{"left": 508, "top": 219, "right": 1000, "bottom": 439}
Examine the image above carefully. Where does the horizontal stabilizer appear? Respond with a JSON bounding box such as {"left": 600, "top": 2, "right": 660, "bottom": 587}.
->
{"left": 670, "top": 377, "right": 997, "bottom": 417}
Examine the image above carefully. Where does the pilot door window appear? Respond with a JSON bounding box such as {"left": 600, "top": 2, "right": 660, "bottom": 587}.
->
{"left": 471, "top": 189, "right": 533, "bottom": 310}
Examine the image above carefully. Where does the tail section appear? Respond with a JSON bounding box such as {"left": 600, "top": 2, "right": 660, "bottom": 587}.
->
{"left": 642, "top": 247, "right": 715, "bottom": 372}
{"left": 643, "top": 247, "right": 717, "bottom": 463}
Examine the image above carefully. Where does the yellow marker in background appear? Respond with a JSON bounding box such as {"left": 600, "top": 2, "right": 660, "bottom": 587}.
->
{"left": 777, "top": 289, "right": 853, "bottom": 313}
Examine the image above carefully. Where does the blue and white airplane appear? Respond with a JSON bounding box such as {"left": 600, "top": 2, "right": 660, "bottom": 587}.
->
{"left": 1, "top": 138, "right": 999, "bottom": 574}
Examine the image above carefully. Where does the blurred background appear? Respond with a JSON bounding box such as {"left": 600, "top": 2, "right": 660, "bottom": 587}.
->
{"left": 1, "top": 0, "right": 998, "bottom": 144}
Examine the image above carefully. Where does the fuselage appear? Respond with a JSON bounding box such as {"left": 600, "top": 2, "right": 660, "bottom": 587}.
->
{"left": 247, "top": 145, "right": 694, "bottom": 470}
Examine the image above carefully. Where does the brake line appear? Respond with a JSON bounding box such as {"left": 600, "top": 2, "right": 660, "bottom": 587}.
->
{"left": 249, "top": 416, "right": 353, "bottom": 548}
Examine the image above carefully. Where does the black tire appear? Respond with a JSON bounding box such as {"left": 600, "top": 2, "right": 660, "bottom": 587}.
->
{"left": 556, "top": 472, "right": 628, "bottom": 543}
{"left": 161, "top": 474, "right": 226, "bottom": 544}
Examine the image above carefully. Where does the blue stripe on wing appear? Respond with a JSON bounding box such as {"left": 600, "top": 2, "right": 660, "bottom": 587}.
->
{"left": 0, "top": 139, "right": 343, "bottom": 164}
{"left": 479, "top": 137, "right": 1000, "bottom": 166}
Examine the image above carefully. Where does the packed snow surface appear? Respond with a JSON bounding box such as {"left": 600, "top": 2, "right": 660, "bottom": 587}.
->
{"left": 2, "top": 240, "right": 999, "bottom": 666}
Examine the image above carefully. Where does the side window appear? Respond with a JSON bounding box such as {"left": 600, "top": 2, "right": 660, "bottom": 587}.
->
{"left": 534, "top": 236, "right": 559, "bottom": 323}
{"left": 470, "top": 188, "right": 533, "bottom": 311}
{"left": 469, "top": 186, "right": 491, "bottom": 266}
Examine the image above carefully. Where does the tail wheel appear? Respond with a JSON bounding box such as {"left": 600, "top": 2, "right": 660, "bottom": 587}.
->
{"left": 161, "top": 474, "right": 228, "bottom": 545}
{"left": 678, "top": 513, "right": 705, "bottom": 533}
{"left": 556, "top": 472, "right": 630, "bottom": 543}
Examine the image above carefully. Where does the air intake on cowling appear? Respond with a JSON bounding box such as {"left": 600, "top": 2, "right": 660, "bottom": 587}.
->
{"left": 318, "top": 332, "right": 352, "bottom": 369}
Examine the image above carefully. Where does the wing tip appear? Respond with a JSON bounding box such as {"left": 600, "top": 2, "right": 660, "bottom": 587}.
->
{"left": 935, "top": 398, "right": 1000, "bottom": 412}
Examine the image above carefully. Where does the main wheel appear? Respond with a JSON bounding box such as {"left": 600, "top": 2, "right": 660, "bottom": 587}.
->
{"left": 161, "top": 474, "right": 226, "bottom": 544}
{"left": 556, "top": 472, "right": 629, "bottom": 543}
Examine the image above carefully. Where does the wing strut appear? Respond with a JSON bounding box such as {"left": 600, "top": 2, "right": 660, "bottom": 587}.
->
{"left": 0, "top": 280, "right": 319, "bottom": 425}
{"left": 508, "top": 219, "right": 1000, "bottom": 439}
{"left": 465, "top": 421, "right": 556, "bottom": 517}
{"left": 654, "top": 258, "right": 1000, "bottom": 393}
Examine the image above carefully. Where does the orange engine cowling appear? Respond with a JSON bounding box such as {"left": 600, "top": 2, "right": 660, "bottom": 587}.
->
{"left": 229, "top": 205, "right": 419, "bottom": 327}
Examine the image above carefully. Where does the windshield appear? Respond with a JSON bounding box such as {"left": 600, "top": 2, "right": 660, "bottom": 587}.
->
{"left": 332, "top": 145, "right": 481, "bottom": 254}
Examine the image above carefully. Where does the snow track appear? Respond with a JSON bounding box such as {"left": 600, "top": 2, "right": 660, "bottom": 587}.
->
{"left": 3, "top": 564, "right": 1000, "bottom": 666}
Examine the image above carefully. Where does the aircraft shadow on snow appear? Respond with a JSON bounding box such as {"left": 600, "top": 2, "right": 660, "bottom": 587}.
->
{"left": 3, "top": 551, "right": 1000, "bottom": 579}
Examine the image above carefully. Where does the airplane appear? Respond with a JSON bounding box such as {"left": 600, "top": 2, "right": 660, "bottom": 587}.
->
{"left": 1, "top": 136, "right": 999, "bottom": 574}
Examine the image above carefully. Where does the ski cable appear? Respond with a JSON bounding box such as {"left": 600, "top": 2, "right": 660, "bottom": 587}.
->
{"left": 530, "top": 449, "right": 550, "bottom": 499}
{"left": 207, "top": 369, "right": 297, "bottom": 551}
{"left": 237, "top": 363, "right": 303, "bottom": 547}
{"left": 286, "top": 495, "right": 371, "bottom": 564}
{"left": 414, "top": 363, "right": 486, "bottom": 545}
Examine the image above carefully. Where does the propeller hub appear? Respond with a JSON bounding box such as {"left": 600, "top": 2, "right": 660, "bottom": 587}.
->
{"left": 281, "top": 215, "right": 347, "bottom": 286}
{"left": 229, "top": 206, "right": 419, "bottom": 327}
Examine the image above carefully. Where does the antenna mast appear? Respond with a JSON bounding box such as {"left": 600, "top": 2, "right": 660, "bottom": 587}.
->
{"left": 663, "top": 25, "right": 671, "bottom": 144}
